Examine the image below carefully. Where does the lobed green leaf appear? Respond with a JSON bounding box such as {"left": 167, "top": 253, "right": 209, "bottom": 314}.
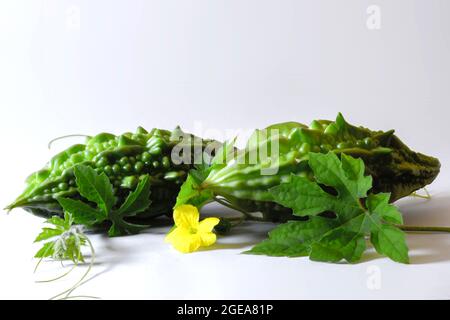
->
{"left": 371, "top": 224, "right": 409, "bottom": 264}
{"left": 34, "top": 227, "right": 63, "bottom": 243}
{"left": 246, "top": 217, "right": 338, "bottom": 257}
{"left": 270, "top": 175, "right": 335, "bottom": 217}
{"left": 57, "top": 197, "right": 106, "bottom": 226}
{"left": 73, "top": 165, "right": 116, "bottom": 214}
{"left": 249, "top": 152, "right": 409, "bottom": 264}
{"left": 117, "top": 175, "right": 152, "bottom": 217}
{"left": 175, "top": 172, "right": 213, "bottom": 208}
{"left": 34, "top": 242, "right": 55, "bottom": 258}
{"left": 366, "top": 193, "right": 403, "bottom": 225}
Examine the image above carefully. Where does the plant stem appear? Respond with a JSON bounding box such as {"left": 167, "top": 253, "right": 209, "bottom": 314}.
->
{"left": 214, "top": 197, "right": 266, "bottom": 222}
{"left": 409, "top": 188, "right": 431, "bottom": 200}
{"left": 50, "top": 236, "right": 96, "bottom": 300}
{"left": 214, "top": 197, "right": 450, "bottom": 232}
{"left": 48, "top": 134, "right": 90, "bottom": 149}
{"left": 214, "top": 197, "right": 251, "bottom": 217}
{"left": 398, "top": 225, "right": 450, "bottom": 233}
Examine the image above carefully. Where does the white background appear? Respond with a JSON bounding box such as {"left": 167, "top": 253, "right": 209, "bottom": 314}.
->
{"left": 0, "top": 0, "right": 449, "bottom": 299}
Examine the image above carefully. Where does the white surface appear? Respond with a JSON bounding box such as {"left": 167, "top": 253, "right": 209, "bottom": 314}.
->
{"left": 1, "top": 0, "right": 450, "bottom": 299}
{"left": 1, "top": 191, "right": 450, "bottom": 300}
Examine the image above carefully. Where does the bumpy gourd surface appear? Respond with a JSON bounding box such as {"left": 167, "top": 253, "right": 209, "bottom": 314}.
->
{"left": 8, "top": 127, "right": 212, "bottom": 218}
{"left": 202, "top": 114, "right": 440, "bottom": 221}
{"left": 8, "top": 114, "right": 440, "bottom": 224}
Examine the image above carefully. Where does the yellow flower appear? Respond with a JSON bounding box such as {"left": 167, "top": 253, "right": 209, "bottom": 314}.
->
{"left": 165, "top": 204, "right": 220, "bottom": 253}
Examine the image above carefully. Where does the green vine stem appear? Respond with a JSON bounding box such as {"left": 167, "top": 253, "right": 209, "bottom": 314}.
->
{"left": 213, "top": 197, "right": 266, "bottom": 222}
{"left": 47, "top": 134, "right": 90, "bottom": 149}
{"left": 213, "top": 196, "right": 450, "bottom": 234}
{"left": 50, "top": 237, "right": 98, "bottom": 300}
{"left": 397, "top": 225, "right": 450, "bottom": 233}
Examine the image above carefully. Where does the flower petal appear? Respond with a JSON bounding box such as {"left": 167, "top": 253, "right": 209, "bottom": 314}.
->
{"left": 165, "top": 226, "right": 183, "bottom": 243}
{"left": 173, "top": 204, "right": 199, "bottom": 229}
{"left": 166, "top": 228, "right": 202, "bottom": 253}
{"left": 200, "top": 232, "right": 217, "bottom": 247}
{"left": 198, "top": 217, "right": 220, "bottom": 233}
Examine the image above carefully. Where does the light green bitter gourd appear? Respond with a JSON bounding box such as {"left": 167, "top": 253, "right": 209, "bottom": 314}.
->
{"left": 195, "top": 114, "right": 441, "bottom": 222}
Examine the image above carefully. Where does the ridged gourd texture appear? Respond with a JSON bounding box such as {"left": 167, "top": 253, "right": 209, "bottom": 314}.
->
{"left": 201, "top": 114, "right": 441, "bottom": 222}
{"left": 7, "top": 126, "right": 217, "bottom": 219}
{"left": 7, "top": 114, "right": 440, "bottom": 225}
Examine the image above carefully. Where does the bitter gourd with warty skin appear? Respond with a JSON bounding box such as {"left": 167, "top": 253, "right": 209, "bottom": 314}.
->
{"left": 7, "top": 114, "right": 441, "bottom": 226}
{"left": 198, "top": 113, "right": 441, "bottom": 221}
{"left": 7, "top": 126, "right": 218, "bottom": 219}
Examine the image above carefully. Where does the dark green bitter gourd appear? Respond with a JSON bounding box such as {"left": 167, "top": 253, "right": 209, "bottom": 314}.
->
{"left": 7, "top": 126, "right": 219, "bottom": 220}
{"left": 199, "top": 113, "right": 441, "bottom": 222}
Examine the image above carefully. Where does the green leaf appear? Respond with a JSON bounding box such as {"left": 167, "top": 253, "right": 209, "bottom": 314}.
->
{"left": 108, "top": 221, "right": 149, "bottom": 237}
{"left": 45, "top": 216, "right": 67, "bottom": 229}
{"left": 249, "top": 152, "right": 409, "bottom": 264}
{"left": 67, "top": 166, "right": 151, "bottom": 236}
{"left": 57, "top": 197, "right": 106, "bottom": 226}
{"left": 34, "top": 242, "right": 55, "bottom": 258}
{"left": 340, "top": 154, "right": 373, "bottom": 198}
{"left": 103, "top": 175, "right": 152, "bottom": 236}
{"left": 309, "top": 213, "right": 369, "bottom": 263}
{"left": 34, "top": 227, "right": 63, "bottom": 243}
{"left": 305, "top": 153, "right": 372, "bottom": 222}
{"left": 61, "top": 235, "right": 86, "bottom": 263}
{"left": 191, "top": 162, "right": 215, "bottom": 182}
{"left": 270, "top": 175, "right": 335, "bottom": 216}
{"left": 371, "top": 224, "right": 409, "bottom": 264}
{"left": 175, "top": 172, "right": 213, "bottom": 208}
{"left": 73, "top": 165, "right": 116, "bottom": 214}
{"left": 309, "top": 152, "right": 372, "bottom": 201}
{"left": 64, "top": 211, "right": 74, "bottom": 229}
{"left": 246, "top": 217, "right": 338, "bottom": 257}
{"left": 366, "top": 193, "right": 403, "bottom": 225}
{"left": 268, "top": 153, "right": 372, "bottom": 223}
{"left": 66, "top": 166, "right": 154, "bottom": 236}
{"left": 248, "top": 214, "right": 368, "bottom": 263}
{"left": 310, "top": 229, "right": 366, "bottom": 263}
{"left": 117, "top": 175, "right": 152, "bottom": 217}
{"left": 33, "top": 212, "right": 91, "bottom": 265}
